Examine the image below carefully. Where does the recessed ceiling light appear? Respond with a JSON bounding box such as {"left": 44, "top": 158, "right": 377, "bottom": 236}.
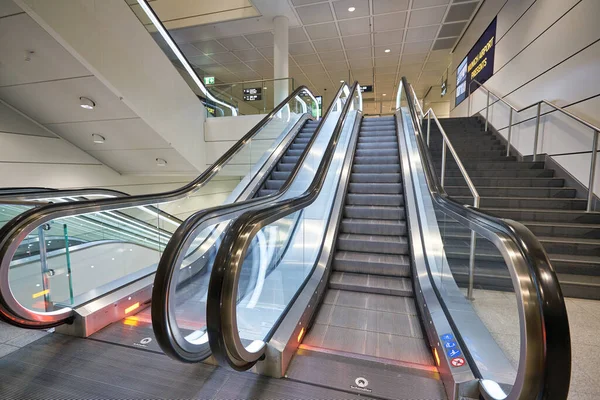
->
{"left": 156, "top": 158, "right": 167, "bottom": 167}
{"left": 385, "top": 49, "right": 391, "bottom": 53}
{"left": 348, "top": 6, "right": 356, "bottom": 12}
{"left": 263, "top": 87, "right": 267, "bottom": 89}
{"left": 79, "top": 96, "right": 95, "bottom": 110}
{"left": 340, "top": 80, "right": 344, "bottom": 83}
{"left": 91, "top": 133, "right": 105, "bottom": 144}
{"left": 383, "top": 93, "right": 387, "bottom": 96}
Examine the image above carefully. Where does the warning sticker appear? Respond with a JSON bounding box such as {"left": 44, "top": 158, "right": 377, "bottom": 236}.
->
{"left": 451, "top": 357, "right": 465, "bottom": 367}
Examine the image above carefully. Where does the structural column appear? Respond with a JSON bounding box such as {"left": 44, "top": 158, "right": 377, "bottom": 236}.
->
{"left": 273, "top": 16, "right": 289, "bottom": 105}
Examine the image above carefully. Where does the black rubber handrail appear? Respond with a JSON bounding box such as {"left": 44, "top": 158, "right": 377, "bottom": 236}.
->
{"left": 151, "top": 83, "right": 352, "bottom": 363}
{"left": 0, "top": 85, "right": 315, "bottom": 329}
{"left": 399, "top": 76, "right": 571, "bottom": 400}
{"left": 0, "top": 187, "right": 129, "bottom": 201}
{"left": 205, "top": 82, "right": 359, "bottom": 371}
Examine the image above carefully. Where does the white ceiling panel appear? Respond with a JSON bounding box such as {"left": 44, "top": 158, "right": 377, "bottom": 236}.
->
{"left": 313, "top": 38, "right": 343, "bottom": 52}
{"left": 224, "top": 63, "right": 252, "bottom": 73}
{"left": 412, "top": 0, "right": 450, "bottom": 9}
{"left": 349, "top": 58, "right": 373, "bottom": 69}
{"left": 192, "top": 40, "right": 228, "bottom": 54}
{"left": 257, "top": 47, "right": 274, "bottom": 58}
{"left": 289, "top": 42, "right": 315, "bottom": 55}
{"left": 342, "top": 34, "right": 371, "bottom": 49}
{"left": 210, "top": 52, "right": 241, "bottom": 64}
{"left": 374, "top": 44, "right": 402, "bottom": 57}
{"left": 289, "top": 27, "right": 310, "bottom": 43}
{"left": 300, "top": 64, "right": 327, "bottom": 74}
{"left": 337, "top": 17, "right": 371, "bottom": 36}
{"left": 46, "top": 118, "right": 169, "bottom": 151}
{"left": 305, "top": 22, "right": 339, "bottom": 40}
{"left": 0, "top": 101, "right": 54, "bottom": 137}
{"left": 346, "top": 47, "right": 372, "bottom": 60}
{"left": 374, "top": 56, "right": 400, "bottom": 67}
{"left": 0, "top": 76, "right": 136, "bottom": 124}
{"left": 375, "top": 65, "right": 398, "bottom": 74}
{"left": 403, "top": 40, "right": 433, "bottom": 54}
{"left": 244, "top": 31, "right": 273, "bottom": 47}
{"left": 372, "top": 0, "right": 409, "bottom": 15}
{"left": 322, "top": 60, "right": 350, "bottom": 71}
{"left": 88, "top": 148, "right": 196, "bottom": 175}
{"left": 405, "top": 25, "right": 439, "bottom": 43}
{"left": 408, "top": 6, "right": 446, "bottom": 27}
{"left": 332, "top": 0, "right": 370, "bottom": 19}
{"left": 233, "top": 48, "right": 265, "bottom": 61}
{"left": 217, "top": 36, "right": 253, "bottom": 51}
{"left": 401, "top": 53, "right": 428, "bottom": 64}
{"left": 318, "top": 50, "right": 346, "bottom": 62}
{"left": 373, "top": 12, "right": 407, "bottom": 32}
{"left": 0, "top": 13, "right": 91, "bottom": 87}
{"left": 0, "top": 0, "right": 21, "bottom": 18}
{"left": 295, "top": 3, "right": 334, "bottom": 25}
{"left": 294, "top": 53, "right": 321, "bottom": 65}
{"left": 373, "top": 30, "right": 404, "bottom": 46}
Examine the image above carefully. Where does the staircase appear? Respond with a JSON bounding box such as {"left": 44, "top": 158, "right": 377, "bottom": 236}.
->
{"left": 257, "top": 120, "right": 319, "bottom": 197}
{"left": 428, "top": 117, "right": 600, "bottom": 299}
{"left": 301, "top": 116, "right": 438, "bottom": 377}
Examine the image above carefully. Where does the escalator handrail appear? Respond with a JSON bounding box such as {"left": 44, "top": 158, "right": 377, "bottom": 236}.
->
{"left": 398, "top": 77, "right": 571, "bottom": 400}
{"left": 0, "top": 85, "right": 316, "bottom": 329}
{"left": 205, "top": 82, "right": 360, "bottom": 371}
{"left": 0, "top": 187, "right": 129, "bottom": 202}
{"left": 152, "top": 82, "right": 353, "bottom": 363}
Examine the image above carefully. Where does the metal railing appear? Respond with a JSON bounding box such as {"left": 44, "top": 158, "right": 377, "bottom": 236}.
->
{"left": 399, "top": 76, "right": 571, "bottom": 400}
{"left": 468, "top": 79, "right": 600, "bottom": 211}
{"left": 406, "top": 85, "right": 480, "bottom": 299}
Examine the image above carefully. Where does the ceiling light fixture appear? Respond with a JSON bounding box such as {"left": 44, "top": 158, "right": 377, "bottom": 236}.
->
{"left": 156, "top": 158, "right": 167, "bottom": 167}
{"left": 385, "top": 49, "right": 391, "bottom": 53}
{"left": 340, "top": 80, "right": 344, "bottom": 83}
{"left": 348, "top": 6, "right": 356, "bottom": 12}
{"left": 91, "top": 133, "right": 105, "bottom": 144}
{"left": 383, "top": 93, "right": 387, "bottom": 96}
{"left": 79, "top": 96, "right": 95, "bottom": 110}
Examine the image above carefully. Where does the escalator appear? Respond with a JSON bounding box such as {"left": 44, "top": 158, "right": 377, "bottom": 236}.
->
{"left": 151, "top": 79, "right": 571, "bottom": 400}
{"left": 0, "top": 85, "right": 322, "bottom": 336}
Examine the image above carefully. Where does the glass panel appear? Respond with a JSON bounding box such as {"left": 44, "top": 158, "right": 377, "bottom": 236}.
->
{"left": 399, "top": 103, "right": 519, "bottom": 392}
{"left": 5, "top": 86, "right": 315, "bottom": 316}
{"left": 0, "top": 203, "right": 34, "bottom": 229}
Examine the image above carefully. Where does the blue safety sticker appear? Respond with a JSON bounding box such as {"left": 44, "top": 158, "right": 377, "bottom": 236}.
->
{"left": 441, "top": 333, "right": 454, "bottom": 341}
{"left": 447, "top": 348, "right": 461, "bottom": 358}
{"left": 444, "top": 341, "right": 457, "bottom": 349}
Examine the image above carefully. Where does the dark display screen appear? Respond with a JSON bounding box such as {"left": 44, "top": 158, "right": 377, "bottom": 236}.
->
{"left": 455, "top": 17, "right": 496, "bottom": 107}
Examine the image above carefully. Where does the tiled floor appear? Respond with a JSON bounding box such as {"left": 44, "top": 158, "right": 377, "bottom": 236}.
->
{"left": 0, "top": 291, "right": 596, "bottom": 399}
{"left": 468, "top": 289, "right": 599, "bottom": 400}
{"left": 0, "top": 320, "right": 49, "bottom": 358}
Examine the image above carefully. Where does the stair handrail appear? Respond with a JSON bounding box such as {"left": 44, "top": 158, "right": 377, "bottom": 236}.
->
{"left": 0, "top": 85, "right": 317, "bottom": 329}
{"left": 407, "top": 84, "right": 481, "bottom": 299}
{"left": 468, "top": 79, "right": 599, "bottom": 211}
{"left": 399, "top": 76, "right": 571, "bottom": 400}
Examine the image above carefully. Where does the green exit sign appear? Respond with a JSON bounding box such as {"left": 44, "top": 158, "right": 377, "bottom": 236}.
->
{"left": 203, "top": 76, "right": 215, "bottom": 85}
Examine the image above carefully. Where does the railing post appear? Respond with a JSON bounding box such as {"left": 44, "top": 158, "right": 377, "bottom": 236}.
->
{"left": 484, "top": 90, "right": 490, "bottom": 132}
{"left": 587, "top": 130, "right": 599, "bottom": 212}
{"left": 427, "top": 112, "right": 431, "bottom": 147}
{"left": 533, "top": 102, "right": 542, "bottom": 162}
{"left": 468, "top": 84, "right": 471, "bottom": 116}
{"left": 441, "top": 140, "right": 447, "bottom": 188}
{"left": 467, "top": 195, "right": 480, "bottom": 300}
{"left": 506, "top": 108, "right": 513, "bottom": 157}
{"left": 37, "top": 225, "right": 51, "bottom": 311}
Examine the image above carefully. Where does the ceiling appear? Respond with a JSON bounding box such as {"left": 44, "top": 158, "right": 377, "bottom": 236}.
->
{"left": 161, "top": 0, "right": 482, "bottom": 113}
{"left": 0, "top": 0, "right": 196, "bottom": 175}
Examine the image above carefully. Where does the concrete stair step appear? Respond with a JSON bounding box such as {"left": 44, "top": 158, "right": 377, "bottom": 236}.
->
{"left": 443, "top": 177, "right": 565, "bottom": 187}
{"left": 453, "top": 196, "right": 587, "bottom": 210}
{"left": 483, "top": 207, "right": 600, "bottom": 223}
{"left": 445, "top": 186, "right": 577, "bottom": 198}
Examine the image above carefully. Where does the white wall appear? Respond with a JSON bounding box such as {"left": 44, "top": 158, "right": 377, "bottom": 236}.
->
{"left": 16, "top": 0, "right": 208, "bottom": 172}
{"left": 449, "top": 0, "right": 600, "bottom": 196}
{"left": 0, "top": 101, "right": 195, "bottom": 194}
